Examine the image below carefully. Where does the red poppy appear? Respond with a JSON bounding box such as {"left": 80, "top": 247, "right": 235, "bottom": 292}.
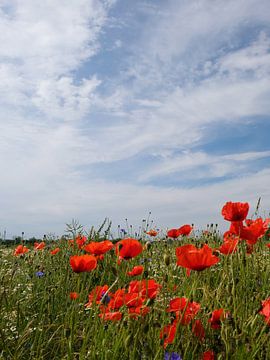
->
{"left": 85, "top": 285, "right": 109, "bottom": 308}
{"left": 34, "top": 242, "right": 45, "bottom": 250}
{"left": 99, "top": 311, "right": 122, "bottom": 321}
{"left": 128, "top": 279, "right": 162, "bottom": 299}
{"left": 219, "top": 238, "right": 238, "bottom": 255}
{"left": 176, "top": 244, "right": 219, "bottom": 271}
{"left": 166, "top": 297, "right": 201, "bottom": 325}
{"left": 115, "top": 238, "right": 143, "bottom": 260}
{"left": 192, "top": 319, "right": 205, "bottom": 341}
{"left": 160, "top": 322, "right": 177, "bottom": 348}
{"left": 146, "top": 229, "right": 158, "bottom": 236}
{"left": 229, "top": 217, "right": 268, "bottom": 245}
{"left": 14, "top": 245, "right": 29, "bottom": 256}
{"left": 208, "top": 309, "right": 228, "bottom": 329}
{"left": 106, "top": 289, "right": 125, "bottom": 310}
{"left": 70, "top": 254, "right": 97, "bottom": 273}
{"left": 127, "top": 265, "right": 144, "bottom": 277}
{"left": 84, "top": 240, "right": 113, "bottom": 255}
{"left": 266, "top": 243, "right": 270, "bottom": 249}
{"left": 50, "top": 247, "right": 60, "bottom": 255}
{"left": 259, "top": 298, "right": 270, "bottom": 325}
{"left": 167, "top": 228, "right": 181, "bottom": 238}
{"left": 70, "top": 292, "right": 79, "bottom": 300}
{"left": 201, "top": 350, "right": 215, "bottom": 360}
{"left": 75, "top": 235, "right": 87, "bottom": 249}
{"left": 128, "top": 305, "right": 150, "bottom": 318}
{"left": 124, "top": 293, "right": 145, "bottom": 308}
{"left": 221, "top": 201, "right": 249, "bottom": 221}
{"left": 178, "top": 224, "right": 193, "bottom": 236}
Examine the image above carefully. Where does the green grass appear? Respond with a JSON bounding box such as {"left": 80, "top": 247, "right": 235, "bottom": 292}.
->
{"left": 0, "top": 233, "right": 269, "bottom": 360}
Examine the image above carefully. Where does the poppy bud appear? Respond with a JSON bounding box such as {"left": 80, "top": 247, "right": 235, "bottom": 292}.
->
{"left": 164, "top": 254, "right": 170, "bottom": 266}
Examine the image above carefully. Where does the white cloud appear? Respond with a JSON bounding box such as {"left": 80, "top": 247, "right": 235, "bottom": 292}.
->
{"left": 1, "top": 0, "right": 270, "bottom": 237}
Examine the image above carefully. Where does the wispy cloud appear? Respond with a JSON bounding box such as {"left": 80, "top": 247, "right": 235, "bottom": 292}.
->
{"left": 0, "top": 0, "right": 270, "bottom": 237}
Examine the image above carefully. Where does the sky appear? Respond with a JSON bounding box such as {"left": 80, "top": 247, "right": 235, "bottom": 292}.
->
{"left": 1, "top": 0, "right": 270, "bottom": 239}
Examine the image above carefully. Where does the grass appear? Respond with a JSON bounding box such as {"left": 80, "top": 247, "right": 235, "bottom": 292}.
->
{"left": 0, "top": 227, "right": 269, "bottom": 360}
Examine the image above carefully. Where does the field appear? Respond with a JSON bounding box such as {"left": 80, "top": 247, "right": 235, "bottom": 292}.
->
{"left": 0, "top": 203, "right": 270, "bottom": 360}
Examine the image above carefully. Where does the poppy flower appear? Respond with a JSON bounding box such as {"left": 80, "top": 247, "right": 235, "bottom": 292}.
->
{"left": 75, "top": 235, "right": 87, "bottom": 249}
{"left": 178, "top": 224, "right": 193, "bottom": 236}
{"left": 208, "top": 309, "right": 228, "bottom": 329}
{"left": 221, "top": 201, "right": 249, "bottom": 222}
{"left": 266, "top": 243, "right": 270, "bottom": 249}
{"left": 192, "top": 319, "right": 205, "bottom": 341}
{"left": 176, "top": 244, "right": 219, "bottom": 271}
{"left": 124, "top": 293, "right": 145, "bottom": 308}
{"left": 167, "top": 228, "right": 181, "bottom": 238}
{"left": 13, "top": 245, "right": 29, "bottom": 256}
{"left": 146, "top": 229, "right": 158, "bottom": 237}
{"left": 85, "top": 285, "right": 109, "bottom": 308}
{"left": 70, "top": 292, "right": 79, "bottom": 300}
{"left": 34, "top": 242, "right": 45, "bottom": 250}
{"left": 128, "top": 279, "right": 162, "bottom": 299}
{"left": 69, "top": 254, "right": 97, "bottom": 273}
{"left": 99, "top": 311, "right": 122, "bottom": 321}
{"left": 259, "top": 298, "right": 270, "bottom": 325}
{"left": 50, "top": 247, "right": 60, "bottom": 255}
{"left": 115, "top": 238, "right": 143, "bottom": 260}
{"left": 219, "top": 239, "right": 238, "bottom": 255}
{"left": 84, "top": 240, "right": 113, "bottom": 255}
{"left": 128, "top": 305, "right": 150, "bottom": 318}
{"left": 201, "top": 350, "right": 215, "bottom": 360}
{"left": 127, "top": 265, "right": 144, "bottom": 277}
{"left": 166, "top": 297, "right": 201, "bottom": 325}
{"left": 160, "top": 322, "right": 177, "bottom": 348}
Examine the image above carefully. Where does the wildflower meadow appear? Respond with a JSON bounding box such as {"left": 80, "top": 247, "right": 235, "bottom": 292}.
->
{"left": 0, "top": 201, "right": 270, "bottom": 360}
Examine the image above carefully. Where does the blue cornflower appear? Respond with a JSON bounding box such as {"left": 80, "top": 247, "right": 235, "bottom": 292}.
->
{"left": 164, "top": 352, "right": 182, "bottom": 360}
{"left": 35, "top": 271, "right": 45, "bottom": 278}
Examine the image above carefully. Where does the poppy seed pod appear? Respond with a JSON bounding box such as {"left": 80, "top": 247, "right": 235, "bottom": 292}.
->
{"left": 164, "top": 254, "right": 170, "bottom": 266}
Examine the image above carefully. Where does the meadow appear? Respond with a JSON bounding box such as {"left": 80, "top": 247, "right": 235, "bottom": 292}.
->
{"left": 0, "top": 202, "right": 269, "bottom": 360}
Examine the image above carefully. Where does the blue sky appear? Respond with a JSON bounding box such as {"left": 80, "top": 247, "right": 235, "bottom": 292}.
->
{"left": 0, "top": 0, "right": 270, "bottom": 238}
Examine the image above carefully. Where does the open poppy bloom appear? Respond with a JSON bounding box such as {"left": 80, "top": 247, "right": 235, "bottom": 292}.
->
{"left": 84, "top": 240, "right": 113, "bottom": 255}
{"left": 85, "top": 285, "right": 109, "bottom": 308}
{"left": 167, "top": 225, "right": 192, "bottom": 238}
{"left": 160, "top": 322, "right": 177, "bottom": 348}
{"left": 259, "top": 298, "right": 270, "bottom": 325}
{"left": 115, "top": 238, "right": 143, "bottom": 260}
{"left": 176, "top": 244, "right": 219, "bottom": 271}
{"left": 192, "top": 319, "right": 205, "bottom": 341}
{"left": 166, "top": 297, "right": 201, "bottom": 325}
{"left": 75, "top": 235, "right": 87, "bottom": 249}
{"left": 201, "top": 350, "right": 215, "bottom": 360}
{"left": 70, "top": 292, "right": 79, "bottom": 300}
{"left": 34, "top": 242, "right": 45, "bottom": 250}
{"left": 14, "top": 245, "right": 29, "bottom": 256}
{"left": 167, "top": 228, "right": 182, "bottom": 238}
{"left": 128, "top": 305, "right": 150, "bottom": 318}
{"left": 99, "top": 311, "right": 122, "bottom": 321}
{"left": 219, "top": 238, "right": 238, "bottom": 255}
{"left": 178, "top": 224, "right": 193, "bottom": 236}
{"left": 70, "top": 254, "right": 97, "bottom": 273}
{"left": 146, "top": 229, "right": 158, "bottom": 236}
{"left": 128, "top": 279, "right": 162, "bottom": 299}
{"left": 50, "top": 247, "right": 60, "bottom": 255}
{"left": 221, "top": 201, "right": 249, "bottom": 222}
{"left": 127, "top": 265, "right": 144, "bottom": 276}
{"left": 208, "top": 309, "right": 229, "bottom": 329}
